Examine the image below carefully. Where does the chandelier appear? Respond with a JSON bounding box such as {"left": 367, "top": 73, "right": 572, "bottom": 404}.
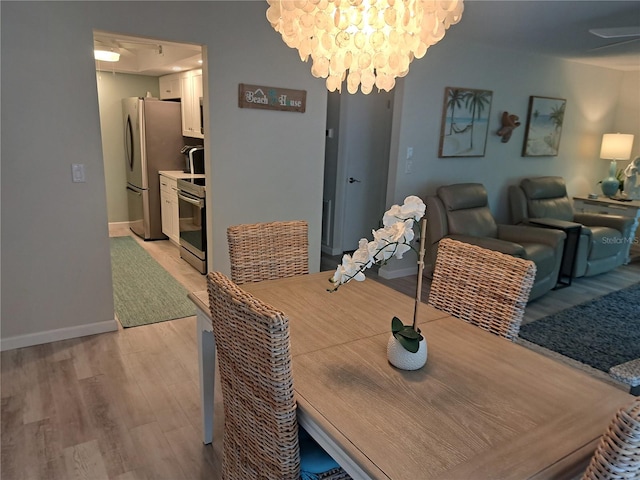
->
{"left": 266, "top": 0, "right": 464, "bottom": 94}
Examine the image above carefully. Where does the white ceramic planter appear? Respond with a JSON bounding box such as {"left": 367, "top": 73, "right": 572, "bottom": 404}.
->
{"left": 386, "top": 335, "right": 427, "bottom": 370}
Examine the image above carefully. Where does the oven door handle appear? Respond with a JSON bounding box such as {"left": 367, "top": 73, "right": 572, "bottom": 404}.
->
{"left": 178, "top": 192, "right": 204, "bottom": 207}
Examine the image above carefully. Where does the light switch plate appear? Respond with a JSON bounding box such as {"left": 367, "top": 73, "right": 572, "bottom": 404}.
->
{"left": 72, "top": 163, "right": 86, "bottom": 183}
{"left": 407, "top": 147, "right": 414, "bottom": 159}
{"left": 405, "top": 159, "right": 413, "bottom": 174}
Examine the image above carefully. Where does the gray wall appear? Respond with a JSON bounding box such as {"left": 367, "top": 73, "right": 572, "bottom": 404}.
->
{"left": 614, "top": 71, "right": 640, "bottom": 152}
{"left": 97, "top": 72, "right": 160, "bottom": 223}
{"left": 378, "top": 36, "right": 639, "bottom": 277}
{"left": 322, "top": 37, "right": 639, "bottom": 276}
{"left": 1, "top": 1, "right": 638, "bottom": 348}
{"left": 1, "top": 1, "right": 328, "bottom": 349}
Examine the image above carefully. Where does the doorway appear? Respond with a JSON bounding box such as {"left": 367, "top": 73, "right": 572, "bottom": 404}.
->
{"left": 322, "top": 89, "right": 394, "bottom": 255}
{"left": 94, "top": 30, "right": 208, "bottom": 321}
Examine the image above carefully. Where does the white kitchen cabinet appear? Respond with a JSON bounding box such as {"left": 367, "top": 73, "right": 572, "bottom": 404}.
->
{"left": 180, "top": 69, "right": 204, "bottom": 138}
{"left": 159, "top": 73, "right": 182, "bottom": 100}
{"left": 159, "top": 174, "right": 180, "bottom": 245}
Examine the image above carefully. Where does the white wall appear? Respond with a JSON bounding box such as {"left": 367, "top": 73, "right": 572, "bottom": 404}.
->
{"left": 380, "top": 36, "right": 631, "bottom": 277}
{"left": 97, "top": 72, "right": 160, "bottom": 223}
{"left": 613, "top": 70, "right": 640, "bottom": 162}
{"left": 0, "top": 1, "right": 327, "bottom": 350}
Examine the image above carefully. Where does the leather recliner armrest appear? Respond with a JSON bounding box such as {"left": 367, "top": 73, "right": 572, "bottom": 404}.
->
{"left": 497, "top": 224, "right": 566, "bottom": 248}
{"left": 446, "top": 234, "right": 526, "bottom": 257}
{"left": 424, "top": 195, "right": 449, "bottom": 274}
{"left": 426, "top": 196, "right": 448, "bottom": 246}
{"left": 573, "top": 213, "right": 635, "bottom": 235}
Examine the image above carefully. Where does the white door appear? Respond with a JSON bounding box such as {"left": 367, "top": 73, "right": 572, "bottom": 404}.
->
{"left": 341, "top": 90, "right": 394, "bottom": 251}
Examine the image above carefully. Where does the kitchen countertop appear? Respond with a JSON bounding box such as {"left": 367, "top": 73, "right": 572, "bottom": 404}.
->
{"left": 159, "top": 170, "right": 206, "bottom": 181}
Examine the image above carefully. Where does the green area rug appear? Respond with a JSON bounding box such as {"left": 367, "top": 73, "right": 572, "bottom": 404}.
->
{"left": 110, "top": 236, "right": 195, "bottom": 328}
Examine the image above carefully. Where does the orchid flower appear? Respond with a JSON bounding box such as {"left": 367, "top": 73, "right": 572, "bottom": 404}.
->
{"left": 328, "top": 196, "right": 426, "bottom": 292}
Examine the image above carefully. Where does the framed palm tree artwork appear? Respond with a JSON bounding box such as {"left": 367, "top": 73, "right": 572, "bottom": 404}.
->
{"left": 522, "top": 96, "right": 566, "bottom": 157}
{"left": 438, "top": 87, "right": 493, "bottom": 157}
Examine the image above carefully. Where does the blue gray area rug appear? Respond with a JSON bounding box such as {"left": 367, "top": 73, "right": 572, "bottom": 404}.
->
{"left": 519, "top": 283, "right": 640, "bottom": 372}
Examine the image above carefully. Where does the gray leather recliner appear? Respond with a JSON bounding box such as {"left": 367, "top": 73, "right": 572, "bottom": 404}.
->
{"left": 508, "top": 176, "right": 634, "bottom": 277}
{"left": 425, "top": 183, "right": 566, "bottom": 302}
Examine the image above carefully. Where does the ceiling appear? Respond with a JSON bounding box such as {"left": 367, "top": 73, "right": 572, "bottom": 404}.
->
{"left": 93, "top": 31, "right": 203, "bottom": 76}
{"left": 455, "top": 0, "right": 640, "bottom": 71}
{"left": 94, "top": 1, "right": 640, "bottom": 77}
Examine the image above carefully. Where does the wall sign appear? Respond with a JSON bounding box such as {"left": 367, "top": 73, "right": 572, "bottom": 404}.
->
{"left": 238, "top": 84, "right": 306, "bottom": 113}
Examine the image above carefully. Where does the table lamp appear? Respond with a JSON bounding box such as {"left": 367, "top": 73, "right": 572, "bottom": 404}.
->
{"left": 599, "top": 133, "right": 634, "bottom": 197}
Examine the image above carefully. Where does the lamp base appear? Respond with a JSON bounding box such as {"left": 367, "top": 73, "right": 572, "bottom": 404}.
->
{"left": 601, "top": 177, "right": 620, "bottom": 197}
{"left": 601, "top": 159, "right": 620, "bottom": 197}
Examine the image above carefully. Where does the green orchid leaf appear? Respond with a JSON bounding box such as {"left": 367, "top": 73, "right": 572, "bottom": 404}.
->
{"left": 391, "top": 316, "right": 403, "bottom": 334}
{"left": 391, "top": 317, "right": 423, "bottom": 352}
{"left": 393, "top": 333, "right": 420, "bottom": 353}
{"left": 398, "top": 327, "right": 420, "bottom": 339}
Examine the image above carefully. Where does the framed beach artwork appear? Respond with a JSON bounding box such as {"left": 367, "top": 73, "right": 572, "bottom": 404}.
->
{"left": 522, "top": 96, "right": 566, "bottom": 157}
{"left": 438, "top": 87, "right": 493, "bottom": 157}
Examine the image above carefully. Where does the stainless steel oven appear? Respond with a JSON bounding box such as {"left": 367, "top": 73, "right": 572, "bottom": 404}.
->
{"left": 177, "top": 178, "right": 206, "bottom": 274}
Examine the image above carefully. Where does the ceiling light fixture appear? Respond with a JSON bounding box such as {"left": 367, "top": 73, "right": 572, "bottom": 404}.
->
{"left": 94, "top": 48, "right": 120, "bottom": 62}
{"left": 266, "top": 0, "right": 464, "bottom": 94}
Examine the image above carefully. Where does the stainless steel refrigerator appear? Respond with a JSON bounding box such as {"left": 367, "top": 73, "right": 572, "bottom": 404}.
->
{"left": 123, "top": 97, "right": 183, "bottom": 240}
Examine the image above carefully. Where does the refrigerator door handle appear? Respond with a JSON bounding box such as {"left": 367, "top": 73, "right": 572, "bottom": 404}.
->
{"left": 126, "top": 185, "right": 142, "bottom": 196}
{"left": 125, "top": 114, "right": 134, "bottom": 171}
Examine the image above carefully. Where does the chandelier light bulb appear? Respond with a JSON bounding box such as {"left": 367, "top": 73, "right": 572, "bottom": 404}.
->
{"left": 266, "top": 0, "right": 464, "bottom": 94}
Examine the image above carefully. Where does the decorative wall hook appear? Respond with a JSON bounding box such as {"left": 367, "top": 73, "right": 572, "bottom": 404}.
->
{"left": 497, "top": 111, "right": 521, "bottom": 143}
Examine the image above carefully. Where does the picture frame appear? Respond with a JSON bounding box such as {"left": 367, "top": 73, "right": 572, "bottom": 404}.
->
{"left": 522, "top": 96, "right": 566, "bottom": 157}
{"left": 438, "top": 87, "right": 493, "bottom": 158}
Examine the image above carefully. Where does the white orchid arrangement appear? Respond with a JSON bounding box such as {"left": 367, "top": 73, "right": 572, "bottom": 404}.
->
{"left": 328, "top": 195, "right": 428, "bottom": 353}
{"left": 329, "top": 195, "right": 426, "bottom": 291}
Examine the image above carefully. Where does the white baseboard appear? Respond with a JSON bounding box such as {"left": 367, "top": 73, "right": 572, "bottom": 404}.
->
{"left": 108, "top": 221, "right": 131, "bottom": 235}
{"left": 0, "top": 319, "right": 119, "bottom": 352}
{"left": 378, "top": 265, "right": 419, "bottom": 279}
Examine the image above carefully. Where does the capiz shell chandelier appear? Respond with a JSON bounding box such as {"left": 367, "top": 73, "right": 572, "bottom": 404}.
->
{"left": 266, "top": 0, "right": 464, "bottom": 94}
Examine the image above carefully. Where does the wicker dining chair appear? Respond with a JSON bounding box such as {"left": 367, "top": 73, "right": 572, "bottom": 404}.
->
{"left": 207, "top": 271, "right": 350, "bottom": 480}
{"left": 427, "top": 238, "right": 537, "bottom": 341}
{"left": 227, "top": 220, "right": 309, "bottom": 285}
{"left": 582, "top": 398, "right": 640, "bottom": 480}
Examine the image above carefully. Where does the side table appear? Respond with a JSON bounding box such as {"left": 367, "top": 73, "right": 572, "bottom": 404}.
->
{"left": 529, "top": 217, "right": 582, "bottom": 288}
{"left": 573, "top": 196, "right": 640, "bottom": 263}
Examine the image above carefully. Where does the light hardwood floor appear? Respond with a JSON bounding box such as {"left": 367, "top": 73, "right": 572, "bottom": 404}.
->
{"left": 2, "top": 230, "right": 638, "bottom": 479}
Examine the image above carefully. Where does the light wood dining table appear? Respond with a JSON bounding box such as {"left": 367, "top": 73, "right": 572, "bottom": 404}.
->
{"left": 189, "top": 272, "right": 633, "bottom": 480}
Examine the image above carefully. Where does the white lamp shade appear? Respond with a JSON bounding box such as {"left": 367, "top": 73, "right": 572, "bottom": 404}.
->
{"left": 94, "top": 49, "right": 120, "bottom": 62}
{"left": 600, "top": 133, "right": 634, "bottom": 160}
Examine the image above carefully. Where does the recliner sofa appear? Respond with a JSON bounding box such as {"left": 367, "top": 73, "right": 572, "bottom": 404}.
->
{"left": 425, "top": 183, "right": 566, "bottom": 301}
{"left": 508, "top": 176, "right": 634, "bottom": 277}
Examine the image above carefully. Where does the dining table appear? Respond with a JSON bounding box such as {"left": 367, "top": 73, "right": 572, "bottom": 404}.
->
{"left": 189, "top": 271, "right": 633, "bottom": 480}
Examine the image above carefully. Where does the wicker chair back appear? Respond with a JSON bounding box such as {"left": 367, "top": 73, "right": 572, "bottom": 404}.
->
{"left": 582, "top": 398, "right": 640, "bottom": 480}
{"left": 206, "top": 272, "right": 350, "bottom": 480}
{"left": 207, "top": 271, "right": 299, "bottom": 479}
{"left": 227, "top": 221, "right": 309, "bottom": 285}
{"left": 428, "top": 238, "right": 536, "bottom": 341}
